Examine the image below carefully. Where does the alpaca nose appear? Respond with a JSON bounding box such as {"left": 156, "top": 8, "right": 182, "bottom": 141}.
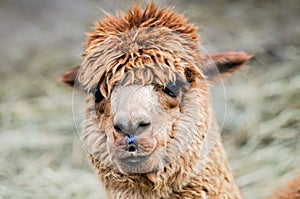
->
{"left": 113, "top": 113, "right": 151, "bottom": 136}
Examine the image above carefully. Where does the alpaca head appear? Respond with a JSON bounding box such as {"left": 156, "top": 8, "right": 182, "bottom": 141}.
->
{"left": 61, "top": 4, "right": 251, "bottom": 174}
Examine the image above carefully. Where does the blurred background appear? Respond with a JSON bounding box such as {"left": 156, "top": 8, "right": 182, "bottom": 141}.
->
{"left": 0, "top": 0, "right": 299, "bottom": 198}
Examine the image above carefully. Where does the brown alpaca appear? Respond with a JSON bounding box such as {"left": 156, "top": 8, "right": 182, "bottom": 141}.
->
{"left": 61, "top": 3, "right": 297, "bottom": 199}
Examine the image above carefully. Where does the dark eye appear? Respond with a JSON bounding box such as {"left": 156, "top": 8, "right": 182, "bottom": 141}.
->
{"left": 163, "top": 82, "right": 179, "bottom": 98}
{"left": 91, "top": 87, "right": 104, "bottom": 103}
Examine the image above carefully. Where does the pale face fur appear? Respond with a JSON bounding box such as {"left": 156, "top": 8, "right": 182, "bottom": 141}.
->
{"left": 82, "top": 72, "right": 212, "bottom": 174}
{"left": 110, "top": 84, "right": 175, "bottom": 173}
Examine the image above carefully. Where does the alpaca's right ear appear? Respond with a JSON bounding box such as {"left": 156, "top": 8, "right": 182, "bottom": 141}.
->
{"left": 202, "top": 51, "right": 253, "bottom": 82}
{"left": 60, "top": 66, "right": 80, "bottom": 87}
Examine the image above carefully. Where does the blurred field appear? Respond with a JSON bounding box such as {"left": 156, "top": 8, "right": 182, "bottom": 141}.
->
{"left": 0, "top": 0, "right": 299, "bottom": 198}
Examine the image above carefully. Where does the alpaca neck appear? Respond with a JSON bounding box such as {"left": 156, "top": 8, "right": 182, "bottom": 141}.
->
{"left": 186, "top": 138, "right": 241, "bottom": 198}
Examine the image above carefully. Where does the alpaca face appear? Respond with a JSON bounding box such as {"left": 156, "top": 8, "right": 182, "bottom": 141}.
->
{"left": 63, "top": 51, "right": 251, "bottom": 175}
{"left": 82, "top": 70, "right": 211, "bottom": 174}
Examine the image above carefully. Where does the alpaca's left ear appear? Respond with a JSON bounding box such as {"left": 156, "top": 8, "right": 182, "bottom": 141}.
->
{"left": 202, "top": 51, "right": 253, "bottom": 82}
{"left": 60, "top": 66, "right": 80, "bottom": 87}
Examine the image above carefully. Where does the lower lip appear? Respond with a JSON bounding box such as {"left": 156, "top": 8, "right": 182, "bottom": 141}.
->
{"left": 122, "top": 156, "right": 147, "bottom": 164}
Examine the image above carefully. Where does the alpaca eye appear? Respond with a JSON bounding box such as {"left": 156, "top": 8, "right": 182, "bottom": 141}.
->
{"left": 163, "top": 82, "right": 179, "bottom": 97}
{"left": 91, "top": 87, "right": 104, "bottom": 103}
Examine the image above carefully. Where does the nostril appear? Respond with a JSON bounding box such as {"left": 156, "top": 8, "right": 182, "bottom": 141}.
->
{"left": 138, "top": 122, "right": 151, "bottom": 128}
{"left": 114, "top": 124, "right": 122, "bottom": 132}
